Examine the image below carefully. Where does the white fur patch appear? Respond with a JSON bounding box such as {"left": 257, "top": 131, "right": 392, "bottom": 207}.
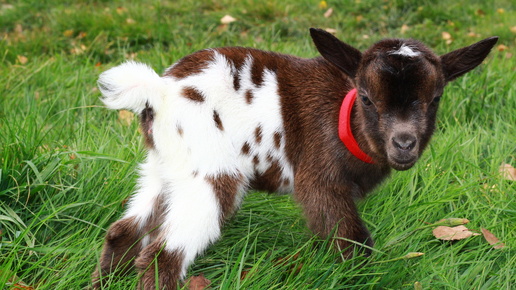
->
{"left": 389, "top": 44, "right": 421, "bottom": 57}
{"left": 99, "top": 61, "right": 166, "bottom": 114}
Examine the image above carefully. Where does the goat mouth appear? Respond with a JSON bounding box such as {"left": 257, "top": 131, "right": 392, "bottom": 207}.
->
{"left": 389, "top": 157, "right": 417, "bottom": 171}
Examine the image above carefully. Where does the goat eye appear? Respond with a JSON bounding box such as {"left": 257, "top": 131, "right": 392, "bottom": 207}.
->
{"left": 360, "top": 95, "right": 372, "bottom": 106}
{"left": 432, "top": 95, "right": 442, "bottom": 104}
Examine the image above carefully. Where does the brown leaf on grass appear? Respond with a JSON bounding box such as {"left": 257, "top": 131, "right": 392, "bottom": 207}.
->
{"left": 441, "top": 32, "right": 453, "bottom": 44}
{"left": 497, "top": 44, "right": 509, "bottom": 52}
{"left": 11, "top": 283, "right": 35, "bottom": 290}
{"left": 400, "top": 24, "right": 410, "bottom": 34}
{"left": 118, "top": 110, "right": 134, "bottom": 126}
{"left": 240, "top": 269, "right": 250, "bottom": 280}
{"left": 275, "top": 253, "right": 303, "bottom": 274}
{"left": 116, "top": 6, "right": 127, "bottom": 15}
{"left": 481, "top": 228, "right": 506, "bottom": 249}
{"left": 324, "top": 28, "right": 337, "bottom": 34}
{"left": 323, "top": 8, "right": 333, "bottom": 18}
{"left": 432, "top": 225, "right": 479, "bottom": 241}
{"left": 186, "top": 274, "right": 211, "bottom": 290}
{"left": 17, "top": 55, "right": 28, "bottom": 65}
{"left": 63, "top": 29, "right": 74, "bottom": 37}
{"left": 499, "top": 163, "right": 516, "bottom": 181}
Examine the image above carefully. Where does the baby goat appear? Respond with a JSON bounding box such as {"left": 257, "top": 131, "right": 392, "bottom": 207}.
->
{"left": 93, "top": 28, "right": 497, "bottom": 289}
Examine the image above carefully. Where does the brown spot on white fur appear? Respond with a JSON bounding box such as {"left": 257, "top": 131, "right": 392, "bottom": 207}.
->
{"left": 213, "top": 110, "right": 223, "bottom": 131}
{"left": 176, "top": 123, "right": 184, "bottom": 137}
{"left": 254, "top": 126, "right": 262, "bottom": 144}
{"left": 252, "top": 155, "right": 259, "bottom": 167}
{"left": 245, "top": 90, "right": 254, "bottom": 104}
{"left": 182, "top": 87, "right": 205, "bottom": 103}
{"left": 205, "top": 174, "right": 244, "bottom": 223}
{"left": 241, "top": 142, "right": 251, "bottom": 155}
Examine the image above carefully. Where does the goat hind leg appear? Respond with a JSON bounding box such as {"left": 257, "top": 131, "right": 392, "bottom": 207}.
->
{"left": 134, "top": 174, "right": 244, "bottom": 289}
{"left": 92, "top": 216, "right": 143, "bottom": 288}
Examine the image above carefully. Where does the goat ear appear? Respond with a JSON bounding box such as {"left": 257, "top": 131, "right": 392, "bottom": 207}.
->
{"left": 310, "top": 28, "right": 362, "bottom": 78}
{"left": 440, "top": 36, "right": 498, "bottom": 82}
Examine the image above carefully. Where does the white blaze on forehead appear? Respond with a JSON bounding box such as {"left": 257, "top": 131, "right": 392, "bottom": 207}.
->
{"left": 389, "top": 44, "right": 421, "bottom": 57}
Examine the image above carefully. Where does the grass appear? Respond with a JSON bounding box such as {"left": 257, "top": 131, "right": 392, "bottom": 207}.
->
{"left": 1, "top": 0, "right": 515, "bottom": 289}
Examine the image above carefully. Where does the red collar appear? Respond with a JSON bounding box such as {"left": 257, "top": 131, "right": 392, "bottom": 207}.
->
{"left": 338, "top": 88, "right": 375, "bottom": 164}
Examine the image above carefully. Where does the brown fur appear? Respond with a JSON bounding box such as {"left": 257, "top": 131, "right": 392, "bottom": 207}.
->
{"left": 140, "top": 105, "right": 155, "bottom": 148}
{"left": 254, "top": 125, "right": 263, "bottom": 144}
{"left": 206, "top": 174, "right": 245, "bottom": 223}
{"left": 213, "top": 110, "right": 224, "bottom": 131}
{"left": 93, "top": 217, "right": 143, "bottom": 288}
{"left": 166, "top": 50, "right": 213, "bottom": 79}
{"left": 182, "top": 87, "right": 205, "bottom": 103}
{"left": 135, "top": 241, "right": 184, "bottom": 290}
{"left": 250, "top": 159, "right": 285, "bottom": 193}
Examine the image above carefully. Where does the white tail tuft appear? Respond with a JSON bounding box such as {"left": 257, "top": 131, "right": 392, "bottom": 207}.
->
{"left": 98, "top": 61, "right": 166, "bottom": 114}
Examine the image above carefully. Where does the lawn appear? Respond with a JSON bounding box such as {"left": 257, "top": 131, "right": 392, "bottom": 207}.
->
{"left": 1, "top": 0, "right": 515, "bottom": 289}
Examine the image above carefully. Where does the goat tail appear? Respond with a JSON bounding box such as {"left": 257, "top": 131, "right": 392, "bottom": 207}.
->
{"left": 98, "top": 61, "right": 166, "bottom": 114}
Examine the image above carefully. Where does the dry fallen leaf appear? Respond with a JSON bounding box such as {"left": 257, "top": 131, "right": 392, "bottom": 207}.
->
{"left": 497, "top": 44, "right": 509, "bottom": 52}
{"left": 511, "top": 26, "right": 516, "bottom": 34}
{"left": 17, "top": 55, "right": 28, "bottom": 65}
{"left": 12, "top": 283, "right": 35, "bottom": 290}
{"left": 116, "top": 6, "right": 127, "bottom": 15}
{"left": 400, "top": 24, "right": 410, "bottom": 34}
{"left": 324, "top": 8, "right": 333, "bottom": 18}
{"left": 220, "top": 15, "right": 237, "bottom": 24}
{"left": 186, "top": 274, "right": 211, "bottom": 290}
{"left": 63, "top": 29, "right": 74, "bottom": 37}
{"left": 467, "top": 31, "right": 480, "bottom": 38}
{"left": 432, "top": 225, "right": 479, "bottom": 241}
{"left": 442, "top": 32, "right": 453, "bottom": 44}
{"left": 324, "top": 28, "right": 337, "bottom": 34}
{"left": 275, "top": 253, "right": 303, "bottom": 274}
{"left": 118, "top": 110, "right": 135, "bottom": 126}
{"left": 499, "top": 163, "right": 516, "bottom": 181}
{"left": 481, "top": 228, "right": 506, "bottom": 249}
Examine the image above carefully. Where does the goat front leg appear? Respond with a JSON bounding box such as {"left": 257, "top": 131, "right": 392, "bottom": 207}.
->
{"left": 294, "top": 172, "right": 373, "bottom": 258}
{"left": 135, "top": 173, "right": 245, "bottom": 290}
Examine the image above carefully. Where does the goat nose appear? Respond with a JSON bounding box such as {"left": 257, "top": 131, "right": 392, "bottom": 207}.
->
{"left": 392, "top": 134, "right": 417, "bottom": 151}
